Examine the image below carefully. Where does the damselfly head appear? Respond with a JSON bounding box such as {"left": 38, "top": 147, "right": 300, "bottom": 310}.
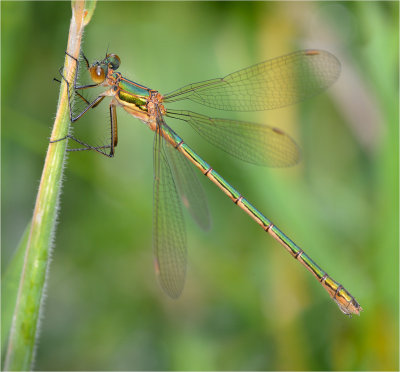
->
{"left": 89, "top": 54, "right": 121, "bottom": 84}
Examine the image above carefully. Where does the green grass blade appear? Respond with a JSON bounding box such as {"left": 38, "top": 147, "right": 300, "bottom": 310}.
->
{"left": 2, "top": 1, "right": 96, "bottom": 370}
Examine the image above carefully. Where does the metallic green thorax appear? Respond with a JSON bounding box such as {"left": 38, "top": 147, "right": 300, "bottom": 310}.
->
{"left": 115, "top": 73, "right": 150, "bottom": 111}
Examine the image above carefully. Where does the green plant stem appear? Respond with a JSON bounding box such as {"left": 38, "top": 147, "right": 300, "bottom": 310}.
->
{"left": 3, "top": 1, "right": 96, "bottom": 370}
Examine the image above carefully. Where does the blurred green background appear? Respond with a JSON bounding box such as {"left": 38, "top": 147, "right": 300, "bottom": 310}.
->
{"left": 2, "top": 1, "right": 398, "bottom": 370}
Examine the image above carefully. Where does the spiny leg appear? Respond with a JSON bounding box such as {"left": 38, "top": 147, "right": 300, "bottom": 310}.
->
{"left": 56, "top": 51, "right": 101, "bottom": 122}
{"left": 51, "top": 102, "right": 118, "bottom": 158}
{"left": 51, "top": 52, "right": 118, "bottom": 157}
{"left": 51, "top": 135, "right": 113, "bottom": 157}
{"left": 109, "top": 103, "right": 118, "bottom": 156}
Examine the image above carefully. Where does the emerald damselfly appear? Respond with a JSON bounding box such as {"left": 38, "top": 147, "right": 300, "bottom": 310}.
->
{"left": 52, "top": 50, "right": 362, "bottom": 316}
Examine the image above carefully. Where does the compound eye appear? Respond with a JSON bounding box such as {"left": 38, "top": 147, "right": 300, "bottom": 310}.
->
{"left": 107, "top": 54, "right": 120, "bottom": 70}
{"left": 89, "top": 65, "right": 106, "bottom": 83}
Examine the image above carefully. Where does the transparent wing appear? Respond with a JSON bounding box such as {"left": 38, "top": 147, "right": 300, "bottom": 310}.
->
{"left": 167, "top": 110, "right": 300, "bottom": 167}
{"left": 164, "top": 139, "right": 211, "bottom": 230}
{"left": 153, "top": 117, "right": 187, "bottom": 298}
{"left": 163, "top": 50, "right": 340, "bottom": 111}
